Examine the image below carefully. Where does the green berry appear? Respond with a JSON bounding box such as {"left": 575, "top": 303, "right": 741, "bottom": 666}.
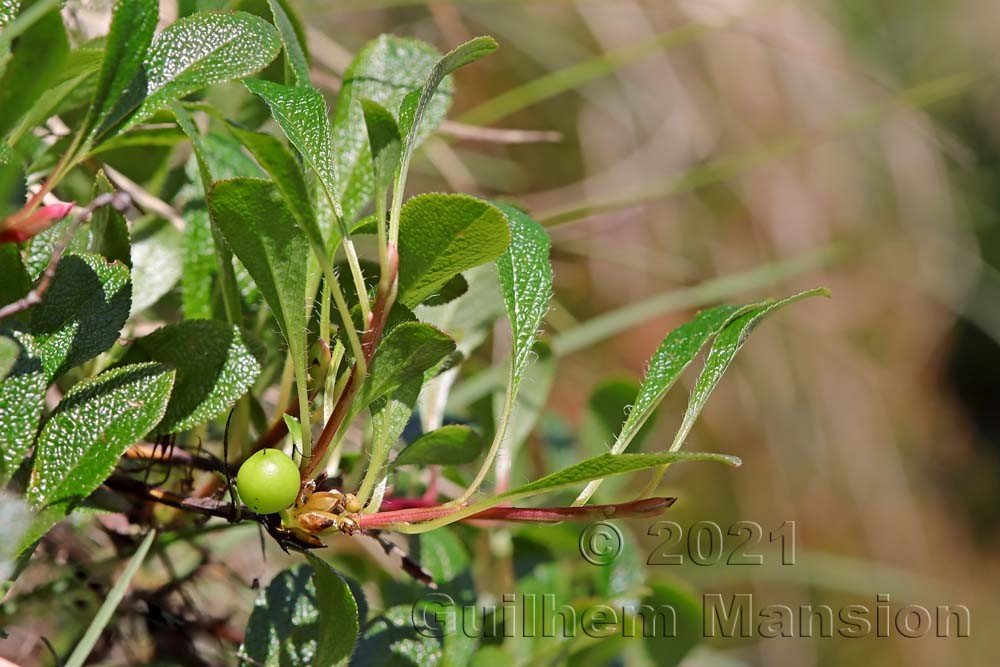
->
{"left": 236, "top": 449, "right": 300, "bottom": 514}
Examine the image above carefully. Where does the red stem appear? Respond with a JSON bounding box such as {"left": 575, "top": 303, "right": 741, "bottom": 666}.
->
{"left": 356, "top": 497, "right": 676, "bottom": 529}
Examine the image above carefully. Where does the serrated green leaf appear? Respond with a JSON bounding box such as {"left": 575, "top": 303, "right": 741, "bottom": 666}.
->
{"left": 206, "top": 176, "right": 309, "bottom": 431}
{"left": 494, "top": 204, "right": 552, "bottom": 394}
{"left": 393, "top": 36, "right": 496, "bottom": 202}
{"left": 421, "top": 273, "right": 468, "bottom": 307}
{"left": 0, "top": 242, "right": 30, "bottom": 307}
{"left": 306, "top": 554, "right": 360, "bottom": 667}
{"left": 180, "top": 206, "right": 215, "bottom": 319}
{"left": 27, "top": 362, "right": 175, "bottom": 510}
{"left": 129, "top": 216, "right": 183, "bottom": 314}
{"left": 28, "top": 253, "right": 131, "bottom": 381}
{"left": 639, "top": 580, "right": 702, "bottom": 667}
{"left": 492, "top": 342, "right": 555, "bottom": 492}
{"left": 667, "top": 288, "right": 831, "bottom": 455}
{"left": 0, "top": 2, "right": 67, "bottom": 140}
{"left": 207, "top": 178, "right": 308, "bottom": 367}
{"left": 89, "top": 170, "right": 131, "bottom": 266}
{"left": 241, "top": 559, "right": 359, "bottom": 667}
{"left": 225, "top": 121, "right": 322, "bottom": 251}
{"left": 396, "top": 194, "right": 510, "bottom": 308}
{"left": 352, "top": 605, "right": 442, "bottom": 667}
{"left": 267, "top": 0, "right": 309, "bottom": 86}
{"left": 360, "top": 98, "right": 401, "bottom": 222}
{"left": 243, "top": 79, "right": 341, "bottom": 211}
{"left": 333, "top": 35, "right": 453, "bottom": 222}
{"left": 123, "top": 320, "right": 261, "bottom": 433}
{"left": 0, "top": 331, "right": 44, "bottom": 481}
{"left": 617, "top": 304, "right": 748, "bottom": 454}
{"left": 362, "top": 322, "right": 455, "bottom": 407}
{"left": 101, "top": 10, "right": 280, "bottom": 141}
{"left": 86, "top": 0, "right": 158, "bottom": 141}
{"left": 394, "top": 425, "right": 482, "bottom": 467}
{"left": 417, "top": 528, "right": 469, "bottom": 584}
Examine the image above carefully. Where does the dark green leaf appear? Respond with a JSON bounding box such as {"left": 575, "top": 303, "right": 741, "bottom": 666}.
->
{"left": 28, "top": 253, "right": 131, "bottom": 381}
{"left": 360, "top": 97, "right": 401, "bottom": 226}
{"left": 26, "top": 362, "right": 175, "bottom": 510}
{"left": 421, "top": 273, "right": 468, "bottom": 307}
{"left": 638, "top": 580, "right": 702, "bottom": 667}
{"left": 207, "top": 177, "right": 309, "bottom": 377}
{"left": 87, "top": 0, "right": 158, "bottom": 141}
{"left": 394, "top": 37, "right": 496, "bottom": 192}
{"left": 361, "top": 322, "right": 455, "bottom": 406}
{"left": 333, "top": 35, "right": 453, "bottom": 222}
{"left": 241, "top": 559, "right": 359, "bottom": 667}
{"left": 394, "top": 425, "right": 482, "bottom": 467}
{"left": 0, "top": 332, "right": 44, "bottom": 481}
{"left": 123, "top": 320, "right": 262, "bottom": 433}
{"left": 351, "top": 605, "right": 442, "bottom": 667}
{"left": 306, "top": 554, "right": 360, "bottom": 667}
{"left": 0, "top": 242, "right": 30, "bottom": 307}
{"left": 417, "top": 528, "right": 469, "bottom": 584}
{"left": 104, "top": 10, "right": 281, "bottom": 140}
{"left": 88, "top": 170, "right": 131, "bottom": 266}
{"left": 0, "top": 3, "right": 68, "bottom": 139}
{"left": 225, "top": 121, "right": 322, "bottom": 251}
{"left": 267, "top": 0, "right": 309, "bottom": 86}
{"left": 243, "top": 79, "right": 340, "bottom": 211}
{"left": 397, "top": 194, "right": 510, "bottom": 308}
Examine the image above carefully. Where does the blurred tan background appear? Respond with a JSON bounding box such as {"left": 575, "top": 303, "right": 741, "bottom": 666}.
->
{"left": 294, "top": 0, "right": 1000, "bottom": 664}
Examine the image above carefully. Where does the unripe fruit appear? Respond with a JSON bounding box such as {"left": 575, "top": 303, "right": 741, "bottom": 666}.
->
{"left": 236, "top": 449, "right": 300, "bottom": 514}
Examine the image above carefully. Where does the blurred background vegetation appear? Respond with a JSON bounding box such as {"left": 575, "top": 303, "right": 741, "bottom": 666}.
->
{"left": 4, "top": 0, "right": 1000, "bottom": 665}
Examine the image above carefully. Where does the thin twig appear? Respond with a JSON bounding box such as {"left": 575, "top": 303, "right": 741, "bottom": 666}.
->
{"left": 0, "top": 191, "right": 130, "bottom": 321}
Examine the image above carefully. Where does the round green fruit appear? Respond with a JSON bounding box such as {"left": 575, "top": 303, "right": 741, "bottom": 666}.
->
{"left": 236, "top": 449, "right": 300, "bottom": 514}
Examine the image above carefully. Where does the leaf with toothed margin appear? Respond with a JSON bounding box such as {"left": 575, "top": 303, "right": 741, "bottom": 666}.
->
{"left": 396, "top": 36, "right": 497, "bottom": 168}
{"left": 97, "top": 10, "right": 280, "bottom": 141}
{"left": 494, "top": 203, "right": 552, "bottom": 396}
{"left": 665, "top": 288, "right": 831, "bottom": 454}
{"left": 86, "top": 0, "right": 158, "bottom": 141}
{"left": 267, "top": 0, "right": 310, "bottom": 86}
{"left": 119, "top": 320, "right": 262, "bottom": 434}
{"left": 332, "top": 35, "right": 453, "bottom": 222}
{"left": 26, "top": 362, "right": 176, "bottom": 513}
{"left": 361, "top": 322, "right": 455, "bottom": 408}
{"left": 224, "top": 121, "right": 323, "bottom": 253}
{"left": 0, "top": 332, "right": 45, "bottom": 483}
{"left": 240, "top": 558, "right": 359, "bottom": 667}
{"left": 0, "top": 1, "right": 68, "bottom": 140}
{"left": 613, "top": 303, "right": 752, "bottom": 456}
{"left": 394, "top": 425, "right": 483, "bottom": 467}
{"left": 243, "top": 80, "right": 340, "bottom": 209}
{"left": 206, "top": 177, "right": 309, "bottom": 387}
{"left": 27, "top": 252, "right": 132, "bottom": 382}
{"left": 396, "top": 194, "right": 510, "bottom": 308}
